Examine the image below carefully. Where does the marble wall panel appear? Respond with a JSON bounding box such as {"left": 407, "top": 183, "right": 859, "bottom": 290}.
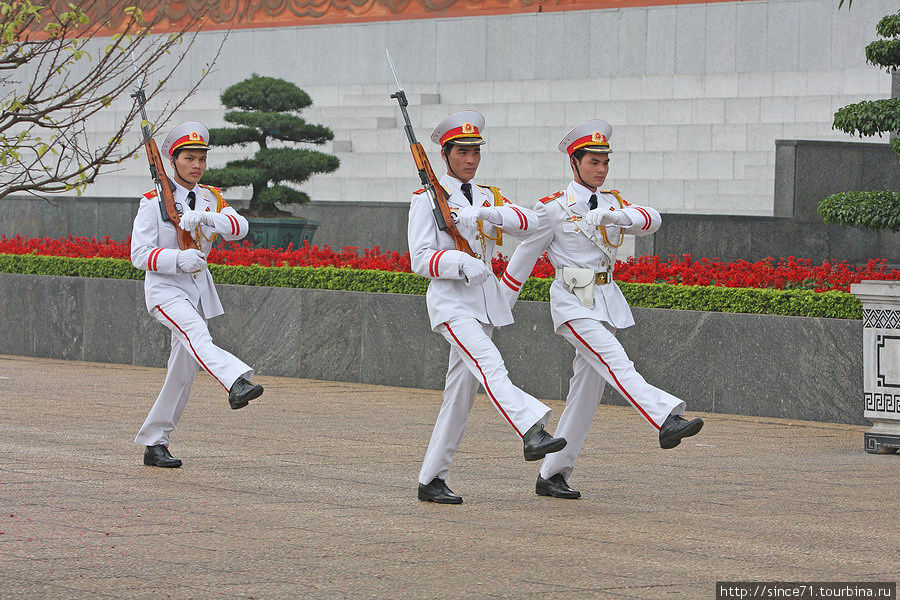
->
{"left": 359, "top": 292, "right": 447, "bottom": 390}
{"left": 293, "top": 289, "right": 365, "bottom": 383}
{"left": 82, "top": 278, "right": 142, "bottom": 365}
{"left": 0, "top": 273, "right": 36, "bottom": 356}
{"left": 0, "top": 275, "right": 868, "bottom": 424}
{"left": 30, "top": 275, "right": 84, "bottom": 361}
{"left": 211, "top": 285, "right": 308, "bottom": 378}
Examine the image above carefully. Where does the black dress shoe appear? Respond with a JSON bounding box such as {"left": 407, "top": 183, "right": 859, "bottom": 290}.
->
{"left": 417, "top": 477, "right": 463, "bottom": 504}
{"left": 143, "top": 444, "right": 182, "bottom": 468}
{"left": 522, "top": 423, "right": 567, "bottom": 461}
{"left": 659, "top": 413, "right": 704, "bottom": 449}
{"left": 536, "top": 473, "right": 581, "bottom": 499}
{"left": 228, "top": 377, "right": 263, "bottom": 410}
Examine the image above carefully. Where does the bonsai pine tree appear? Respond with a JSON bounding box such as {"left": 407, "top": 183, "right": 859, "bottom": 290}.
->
{"left": 204, "top": 74, "right": 339, "bottom": 218}
{"left": 818, "top": 10, "right": 900, "bottom": 233}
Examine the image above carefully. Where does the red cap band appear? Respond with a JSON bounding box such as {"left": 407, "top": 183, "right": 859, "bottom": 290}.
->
{"left": 566, "top": 133, "right": 610, "bottom": 156}
{"left": 169, "top": 132, "right": 208, "bottom": 156}
{"left": 440, "top": 124, "right": 482, "bottom": 146}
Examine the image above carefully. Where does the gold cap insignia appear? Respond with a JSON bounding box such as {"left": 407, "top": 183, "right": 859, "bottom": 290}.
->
{"left": 592, "top": 131, "right": 606, "bottom": 143}
{"left": 189, "top": 131, "right": 201, "bottom": 141}
{"left": 462, "top": 122, "right": 475, "bottom": 134}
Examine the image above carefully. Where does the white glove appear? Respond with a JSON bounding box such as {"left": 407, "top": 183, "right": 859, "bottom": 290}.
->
{"left": 176, "top": 249, "right": 208, "bottom": 273}
{"left": 179, "top": 208, "right": 213, "bottom": 232}
{"left": 458, "top": 254, "right": 492, "bottom": 286}
{"left": 585, "top": 207, "right": 630, "bottom": 228}
{"left": 453, "top": 206, "right": 497, "bottom": 229}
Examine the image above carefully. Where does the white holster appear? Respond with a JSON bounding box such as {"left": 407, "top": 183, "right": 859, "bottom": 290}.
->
{"left": 557, "top": 267, "right": 596, "bottom": 309}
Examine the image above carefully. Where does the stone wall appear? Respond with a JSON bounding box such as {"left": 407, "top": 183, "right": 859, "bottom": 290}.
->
{"left": 0, "top": 273, "right": 864, "bottom": 424}
{"left": 11, "top": 1, "right": 894, "bottom": 217}
{"left": 636, "top": 140, "right": 900, "bottom": 262}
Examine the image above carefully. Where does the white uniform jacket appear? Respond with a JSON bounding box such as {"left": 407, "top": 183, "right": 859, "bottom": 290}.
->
{"left": 131, "top": 181, "right": 249, "bottom": 319}
{"left": 502, "top": 180, "right": 660, "bottom": 331}
{"left": 408, "top": 174, "right": 539, "bottom": 331}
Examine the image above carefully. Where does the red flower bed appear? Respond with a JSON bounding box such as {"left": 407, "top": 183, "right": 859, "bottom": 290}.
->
{"left": 607, "top": 254, "right": 900, "bottom": 293}
{"left": 0, "top": 235, "right": 412, "bottom": 272}
{"left": 2, "top": 235, "right": 898, "bottom": 293}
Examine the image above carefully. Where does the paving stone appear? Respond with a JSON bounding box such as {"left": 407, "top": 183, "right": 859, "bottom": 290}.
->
{"left": 0, "top": 354, "right": 896, "bottom": 599}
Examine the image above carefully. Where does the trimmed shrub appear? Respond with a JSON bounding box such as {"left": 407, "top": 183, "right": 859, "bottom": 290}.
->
{"left": 0, "top": 254, "right": 863, "bottom": 319}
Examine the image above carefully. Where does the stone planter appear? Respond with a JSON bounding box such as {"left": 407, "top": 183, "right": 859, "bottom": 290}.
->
{"left": 244, "top": 217, "right": 319, "bottom": 249}
{"left": 851, "top": 280, "right": 900, "bottom": 454}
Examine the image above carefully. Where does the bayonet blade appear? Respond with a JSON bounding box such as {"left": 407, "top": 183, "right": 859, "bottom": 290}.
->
{"left": 385, "top": 49, "right": 404, "bottom": 92}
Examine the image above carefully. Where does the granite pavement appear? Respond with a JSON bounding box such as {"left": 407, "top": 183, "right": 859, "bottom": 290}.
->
{"left": 0, "top": 355, "right": 896, "bottom": 600}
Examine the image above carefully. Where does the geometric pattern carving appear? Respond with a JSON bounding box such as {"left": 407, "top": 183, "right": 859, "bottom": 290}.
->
{"left": 866, "top": 393, "right": 897, "bottom": 413}
{"left": 863, "top": 308, "right": 900, "bottom": 329}
{"left": 865, "top": 432, "right": 900, "bottom": 453}
{"left": 876, "top": 335, "right": 900, "bottom": 388}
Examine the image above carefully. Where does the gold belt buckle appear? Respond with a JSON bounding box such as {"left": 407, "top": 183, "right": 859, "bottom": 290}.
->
{"left": 595, "top": 272, "right": 610, "bottom": 285}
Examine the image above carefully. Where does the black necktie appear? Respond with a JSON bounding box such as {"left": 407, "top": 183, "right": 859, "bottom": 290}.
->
{"left": 187, "top": 191, "right": 196, "bottom": 210}
{"left": 588, "top": 194, "right": 597, "bottom": 210}
{"left": 460, "top": 183, "right": 473, "bottom": 205}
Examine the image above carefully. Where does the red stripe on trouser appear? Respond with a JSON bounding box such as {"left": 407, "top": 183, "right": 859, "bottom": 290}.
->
{"left": 156, "top": 306, "right": 229, "bottom": 390}
{"left": 563, "top": 321, "right": 660, "bottom": 430}
{"left": 501, "top": 273, "right": 520, "bottom": 292}
{"left": 504, "top": 271, "right": 522, "bottom": 287}
{"left": 443, "top": 322, "right": 523, "bottom": 437}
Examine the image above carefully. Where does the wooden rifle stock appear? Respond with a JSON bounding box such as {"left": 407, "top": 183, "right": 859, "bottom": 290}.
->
{"left": 409, "top": 143, "right": 475, "bottom": 256}
{"left": 130, "top": 83, "right": 197, "bottom": 252}
{"left": 145, "top": 138, "right": 197, "bottom": 251}
{"left": 387, "top": 81, "right": 476, "bottom": 258}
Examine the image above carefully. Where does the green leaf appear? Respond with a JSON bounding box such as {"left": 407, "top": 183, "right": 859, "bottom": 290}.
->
{"left": 833, "top": 98, "right": 900, "bottom": 138}
{"left": 818, "top": 190, "right": 900, "bottom": 233}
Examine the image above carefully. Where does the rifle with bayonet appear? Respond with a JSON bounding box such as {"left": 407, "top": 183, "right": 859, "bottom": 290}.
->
{"left": 130, "top": 79, "right": 197, "bottom": 251}
{"left": 386, "top": 50, "right": 475, "bottom": 257}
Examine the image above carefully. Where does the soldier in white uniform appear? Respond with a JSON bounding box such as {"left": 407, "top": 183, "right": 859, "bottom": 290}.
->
{"left": 131, "top": 121, "right": 264, "bottom": 468}
{"left": 409, "top": 111, "right": 567, "bottom": 504}
{"left": 502, "top": 119, "right": 704, "bottom": 499}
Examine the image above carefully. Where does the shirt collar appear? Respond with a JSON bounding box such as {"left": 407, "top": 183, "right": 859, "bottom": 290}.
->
{"left": 440, "top": 173, "right": 471, "bottom": 194}
{"left": 569, "top": 180, "right": 597, "bottom": 200}
{"left": 171, "top": 180, "right": 200, "bottom": 202}
{"left": 171, "top": 180, "right": 206, "bottom": 210}
{"left": 567, "top": 180, "right": 597, "bottom": 211}
{"left": 439, "top": 174, "right": 478, "bottom": 206}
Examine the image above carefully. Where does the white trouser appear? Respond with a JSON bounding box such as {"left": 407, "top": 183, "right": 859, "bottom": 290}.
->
{"left": 134, "top": 298, "right": 252, "bottom": 447}
{"left": 418, "top": 318, "right": 551, "bottom": 485}
{"left": 540, "top": 318, "right": 685, "bottom": 480}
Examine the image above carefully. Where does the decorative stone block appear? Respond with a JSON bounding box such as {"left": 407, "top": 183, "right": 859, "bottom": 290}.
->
{"left": 852, "top": 281, "right": 900, "bottom": 454}
{"left": 245, "top": 217, "right": 319, "bottom": 249}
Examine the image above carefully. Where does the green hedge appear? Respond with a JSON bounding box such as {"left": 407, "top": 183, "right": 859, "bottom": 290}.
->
{"left": 0, "top": 253, "right": 863, "bottom": 319}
